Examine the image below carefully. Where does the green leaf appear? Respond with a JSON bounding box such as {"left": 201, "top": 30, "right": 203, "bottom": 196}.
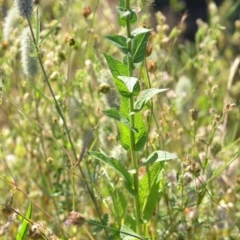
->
{"left": 104, "top": 54, "right": 140, "bottom": 97}
{"left": 117, "top": 7, "right": 137, "bottom": 27}
{"left": 105, "top": 35, "right": 128, "bottom": 54}
{"left": 26, "top": 80, "right": 52, "bottom": 104}
{"left": 89, "top": 219, "right": 107, "bottom": 234}
{"left": 119, "top": 0, "right": 125, "bottom": 7}
{"left": 131, "top": 28, "right": 153, "bottom": 37}
{"left": 38, "top": 18, "right": 62, "bottom": 46}
{"left": 119, "top": 96, "right": 131, "bottom": 150}
{"left": 104, "top": 54, "right": 128, "bottom": 77}
{"left": 131, "top": 28, "right": 152, "bottom": 67}
{"left": 134, "top": 115, "right": 147, "bottom": 151}
{"left": 139, "top": 162, "right": 164, "bottom": 222}
{"left": 88, "top": 151, "right": 134, "bottom": 195}
{"left": 117, "top": 76, "right": 138, "bottom": 93}
{"left": 119, "top": 96, "right": 147, "bottom": 151}
{"left": 114, "top": 190, "right": 127, "bottom": 220}
{"left": 120, "top": 225, "right": 146, "bottom": 240}
{"left": 134, "top": 88, "right": 168, "bottom": 112}
{"left": 124, "top": 215, "right": 136, "bottom": 233}
{"left": 140, "top": 151, "right": 177, "bottom": 167}
{"left": 16, "top": 202, "right": 32, "bottom": 240}
{"left": 102, "top": 108, "right": 137, "bottom": 133}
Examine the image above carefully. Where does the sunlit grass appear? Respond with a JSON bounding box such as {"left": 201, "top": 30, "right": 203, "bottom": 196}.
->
{"left": 0, "top": 0, "right": 239, "bottom": 239}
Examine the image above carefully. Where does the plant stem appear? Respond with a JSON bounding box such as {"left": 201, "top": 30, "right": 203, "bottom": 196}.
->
{"left": 26, "top": 17, "right": 109, "bottom": 238}
{"left": 125, "top": 0, "right": 141, "bottom": 234}
{"left": 27, "top": 18, "right": 78, "bottom": 165}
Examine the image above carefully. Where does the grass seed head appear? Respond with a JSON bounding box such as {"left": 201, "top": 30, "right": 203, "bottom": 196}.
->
{"left": 21, "top": 28, "right": 39, "bottom": 76}
{"left": 15, "top": 0, "right": 34, "bottom": 19}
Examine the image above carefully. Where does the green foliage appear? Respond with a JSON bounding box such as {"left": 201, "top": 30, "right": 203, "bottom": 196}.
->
{"left": 119, "top": 96, "right": 147, "bottom": 151}
{"left": 102, "top": 108, "right": 137, "bottom": 133}
{"left": 113, "top": 189, "right": 127, "bottom": 220}
{"left": 88, "top": 151, "right": 134, "bottom": 195}
{"left": 16, "top": 202, "right": 32, "bottom": 240}
{"left": 88, "top": 215, "right": 109, "bottom": 235}
{"left": 104, "top": 54, "right": 140, "bottom": 97}
{"left": 140, "top": 150, "right": 178, "bottom": 166}
{"left": 131, "top": 28, "right": 152, "bottom": 67}
{"left": 38, "top": 18, "right": 62, "bottom": 46}
{"left": 120, "top": 225, "right": 147, "bottom": 240}
{"left": 102, "top": 0, "right": 175, "bottom": 237}
{"left": 134, "top": 88, "right": 168, "bottom": 112}
{"left": 0, "top": 0, "right": 239, "bottom": 239}
{"left": 139, "top": 162, "right": 164, "bottom": 222}
{"left": 117, "top": 0, "right": 137, "bottom": 27}
{"left": 105, "top": 35, "right": 128, "bottom": 54}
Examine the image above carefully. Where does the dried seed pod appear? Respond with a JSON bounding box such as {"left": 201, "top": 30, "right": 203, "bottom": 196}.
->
{"left": 66, "top": 36, "right": 75, "bottom": 46}
{"left": 145, "top": 42, "right": 152, "bottom": 57}
{"left": 82, "top": 6, "right": 92, "bottom": 19}
{"left": 146, "top": 60, "right": 157, "bottom": 73}
{"left": 98, "top": 83, "right": 111, "bottom": 94}
{"left": 189, "top": 108, "right": 198, "bottom": 121}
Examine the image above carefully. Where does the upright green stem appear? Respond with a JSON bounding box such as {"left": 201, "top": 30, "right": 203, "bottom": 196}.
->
{"left": 125, "top": 0, "right": 141, "bottom": 234}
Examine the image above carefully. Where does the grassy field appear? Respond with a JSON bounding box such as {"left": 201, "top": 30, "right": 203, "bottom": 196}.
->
{"left": 0, "top": 0, "right": 240, "bottom": 239}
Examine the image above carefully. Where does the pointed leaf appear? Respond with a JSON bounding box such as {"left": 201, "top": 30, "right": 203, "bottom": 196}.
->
{"left": 120, "top": 225, "right": 146, "bottom": 240}
{"left": 102, "top": 108, "right": 137, "bottom": 132}
{"left": 140, "top": 151, "right": 177, "bottom": 167}
{"left": 117, "top": 76, "right": 138, "bottom": 93}
{"left": 88, "top": 219, "right": 107, "bottom": 234}
{"left": 142, "top": 180, "right": 160, "bottom": 221}
{"left": 131, "top": 28, "right": 152, "bottom": 67}
{"left": 105, "top": 35, "right": 128, "bottom": 54}
{"left": 88, "top": 151, "right": 134, "bottom": 195}
{"left": 134, "top": 88, "right": 168, "bottom": 112}
{"left": 16, "top": 202, "right": 32, "bottom": 240}
{"left": 119, "top": 96, "right": 147, "bottom": 151}
{"left": 114, "top": 190, "right": 127, "bottom": 220}
{"left": 134, "top": 115, "right": 147, "bottom": 151}
{"left": 117, "top": 7, "right": 137, "bottom": 27}
{"left": 39, "top": 18, "right": 62, "bottom": 46}
{"left": 27, "top": 80, "right": 52, "bottom": 104}
{"left": 131, "top": 28, "right": 153, "bottom": 37}
{"left": 139, "top": 162, "right": 164, "bottom": 222}
{"left": 104, "top": 54, "right": 140, "bottom": 97}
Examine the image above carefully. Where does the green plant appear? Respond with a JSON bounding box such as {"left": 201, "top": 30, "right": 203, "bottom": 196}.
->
{"left": 89, "top": 0, "right": 177, "bottom": 238}
{"left": 0, "top": 0, "right": 239, "bottom": 239}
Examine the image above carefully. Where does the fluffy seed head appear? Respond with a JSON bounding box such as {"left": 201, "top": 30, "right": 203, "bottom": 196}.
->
{"left": 15, "top": 0, "right": 34, "bottom": 19}
{"left": 110, "top": 145, "right": 127, "bottom": 165}
{"left": 3, "top": 8, "right": 19, "bottom": 41}
{"left": 21, "top": 28, "right": 38, "bottom": 76}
